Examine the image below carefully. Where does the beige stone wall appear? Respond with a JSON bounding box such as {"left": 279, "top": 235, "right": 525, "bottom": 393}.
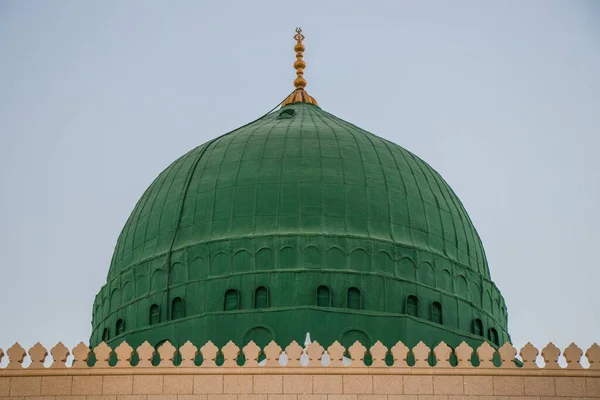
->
{"left": 1, "top": 340, "right": 599, "bottom": 399}
{"left": 1, "top": 372, "right": 600, "bottom": 399}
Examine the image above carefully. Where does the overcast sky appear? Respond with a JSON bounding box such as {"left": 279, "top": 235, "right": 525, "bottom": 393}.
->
{"left": 0, "top": 0, "right": 598, "bottom": 365}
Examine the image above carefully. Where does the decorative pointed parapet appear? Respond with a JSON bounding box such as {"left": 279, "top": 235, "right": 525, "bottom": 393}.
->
{"left": 93, "top": 342, "right": 112, "bottom": 368}
{"left": 28, "top": 342, "right": 48, "bottom": 369}
{"left": 136, "top": 341, "right": 155, "bottom": 367}
{"left": 455, "top": 342, "right": 474, "bottom": 368}
{"left": 433, "top": 342, "right": 453, "bottom": 368}
{"left": 498, "top": 342, "right": 517, "bottom": 368}
{"left": 306, "top": 341, "right": 324, "bottom": 367}
{"left": 200, "top": 341, "right": 219, "bottom": 367}
{"left": 114, "top": 342, "right": 134, "bottom": 367}
{"left": 541, "top": 343, "right": 561, "bottom": 369}
{"left": 179, "top": 341, "right": 198, "bottom": 367}
{"left": 370, "top": 341, "right": 388, "bottom": 367}
{"left": 50, "top": 342, "right": 70, "bottom": 368}
{"left": 264, "top": 341, "right": 283, "bottom": 367}
{"left": 285, "top": 341, "right": 303, "bottom": 367}
{"left": 412, "top": 341, "right": 431, "bottom": 367}
{"left": 586, "top": 343, "right": 600, "bottom": 369}
{"left": 327, "top": 341, "right": 346, "bottom": 367}
{"left": 221, "top": 341, "right": 240, "bottom": 367}
{"left": 157, "top": 341, "right": 177, "bottom": 367}
{"left": 242, "top": 341, "right": 261, "bottom": 367}
{"left": 477, "top": 342, "right": 496, "bottom": 368}
{"left": 7, "top": 343, "right": 26, "bottom": 369}
{"left": 348, "top": 341, "right": 367, "bottom": 366}
{"left": 563, "top": 343, "right": 583, "bottom": 369}
{"left": 390, "top": 341, "right": 409, "bottom": 368}
{"left": 72, "top": 342, "right": 91, "bottom": 368}
{"left": 519, "top": 342, "right": 539, "bottom": 369}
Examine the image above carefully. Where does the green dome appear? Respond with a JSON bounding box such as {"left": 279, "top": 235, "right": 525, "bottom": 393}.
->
{"left": 91, "top": 102, "right": 509, "bottom": 351}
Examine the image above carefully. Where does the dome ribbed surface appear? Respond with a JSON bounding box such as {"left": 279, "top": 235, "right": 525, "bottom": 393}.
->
{"left": 109, "top": 103, "right": 488, "bottom": 279}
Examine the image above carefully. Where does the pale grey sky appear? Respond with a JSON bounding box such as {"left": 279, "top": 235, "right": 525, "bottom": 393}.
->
{"left": 0, "top": 0, "right": 599, "bottom": 364}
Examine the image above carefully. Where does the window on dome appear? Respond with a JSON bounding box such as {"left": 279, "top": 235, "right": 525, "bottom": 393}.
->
{"left": 254, "top": 286, "right": 269, "bottom": 308}
{"left": 224, "top": 289, "right": 240, "bottom": 311}
{"left": 489, "top": 327, "right": 499, "bottom": 346}
{"left": 171, "top": 297, "right": 185, "bottom": 320}
{"left": 347, "top": 287, "right": 361, "bottom": 310}
{"left": 317, "top": 285, "right": 332, "bottom": 307}
{"left": 149, "top": 304, "right": 161, "bottom": 325}
{"left": 473, "top": 318, "right": 484, "bottom": 336}
{"left": 115, "top": 319, "right": 125, "bottom": 336}
{"left": 407, "top": 295, "right": 419, "bottom": 317}
{"left": 432, "top": 302, "right": 443, "bottom": 324}
{"left": 101, "top": 328, "right": 110, "bottom": 342}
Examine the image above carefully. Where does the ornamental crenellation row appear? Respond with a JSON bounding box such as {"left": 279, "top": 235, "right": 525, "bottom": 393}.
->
{"left": 1, "top": 340, "right": 599, "bottom": 370}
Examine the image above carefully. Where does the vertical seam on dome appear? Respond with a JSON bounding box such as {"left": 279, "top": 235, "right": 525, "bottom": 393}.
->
{"left": 208, "top": 133, "right": 241, "bottom": 241}
{"left": 353, "top": 126, "right": 395, "bottom": 243}
{"left": 379, "top": 140, "right": 414, "bottom": 246}
{"left": 325, "top": 111, "right": 374, "bottom": 261}
{"left": 122, "top": 154, "right": 186, "bottom": 266}
{"left": 427, "top": 168, "right": 484, "bottom": 276}
{"left": 404, "top": 151, "right": 453, "bottom": 263}
{"left": 310, "top": 107, "right": 347, "bottom": 237}
{"left": 305, "top": 105, "right": 325, "bottom": 235}
{"left": 159, "top": 97, "right": 294, "bottom": 315}
{"left": 233, "top": 113, "right": 282, "bottom": 239}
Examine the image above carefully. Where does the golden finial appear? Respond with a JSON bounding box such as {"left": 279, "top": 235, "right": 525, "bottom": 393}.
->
{"left": 281, "top": 27, "right": 318, "bottom": 108}
{"left": 293, "top": 27, "right": 307, "bottom": 89}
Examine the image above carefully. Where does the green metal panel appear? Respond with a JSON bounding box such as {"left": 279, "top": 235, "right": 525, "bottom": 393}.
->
{"left": 91, "top": 103, "right": 510, "bottom": 351}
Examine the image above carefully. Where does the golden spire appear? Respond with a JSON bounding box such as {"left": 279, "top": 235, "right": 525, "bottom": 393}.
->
{"left": 281, "top": 27, "right": 318, "bottom": 108}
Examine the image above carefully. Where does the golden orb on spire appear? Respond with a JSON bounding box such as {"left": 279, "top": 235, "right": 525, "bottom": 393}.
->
{"left": 281, "top": 27, "right": 318, "bottom": 108}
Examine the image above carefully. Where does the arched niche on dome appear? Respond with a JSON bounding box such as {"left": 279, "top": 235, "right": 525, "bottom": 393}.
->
{"left": 256, "top": 248, "right": 274, "bottom": 270}
{"left": 437, "top": 269, "right": 452, "bottom": 292}
{"left": 396, "top": 257, "right": 416, "bottom": 280}
{"left": 341, "top": 328, "right": 371, "bottom": 349}
{"left": 406, "top": 295, "right": 419, "bottom": 317}
{"left": 483, "top": 290, "right": 493, "bottom": 312}
{"left": 243, "top": 326, "right": 274, "bottom": 348}
{"left": 316, "top": 285, "right": 332, "bottom": 307}
{"left": 470, "top": 282, "right": 481, "bottom": 306}
{"left": 347, "top": 287, "right": 362, "bottom": 310}
{"left": 254, "top": 286, "right": 270, "bottom": 309}
{"left": 232, "top": 249, "right": 252, "bottom": 273}
{"left": 136, "top": 274, "right": 148, "bottom": 297}
{"left": 303, "top": 246, "right": 321, "bottom": 268}
{"left": 374, "top": 251, "right": 394, "bottom": 275}
{"left": 224, "top": 289, "right": 240, "bottom": 311}
{"left": 110, "top": 289, "right": 121, "bottom": 312}
{"left": 279, "top": 246, "right": 297, "bottom": 269}
{"left": 211, "top": 252, "right": 230, "bottom": 277}
{"left": 420, "top": 262, "right": 435, "bottom": 286}
{"left": 456, "top": 275, "right": 468, "bottom": 298}
{"left": 171, "top": 297, "right": 185, "bottom": 320}
{"left": 102, "top": 296, "right": 109, "bottom": 318}
{"left": 494, "top": 298, "right": 501, "bottom": 316}
{"left": 122, "top": 281, "right": 134, "bottom": 303}
{"left": 188, "top": 256, "right": 206, "bottom": 281}
{"left": 431, "top": 301, "right": 443, "bottom": 324}
{"left": 349, "top": 249, "right": 369, "bottom": 272}
{"left": 151, "top": 269, "right": 167, "bottom": 291}
{"left": 169, "top": 262, "right": 187, "bottom": 286}
{"left": 326, "top": 247, "right": 346, "bottom": 269}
